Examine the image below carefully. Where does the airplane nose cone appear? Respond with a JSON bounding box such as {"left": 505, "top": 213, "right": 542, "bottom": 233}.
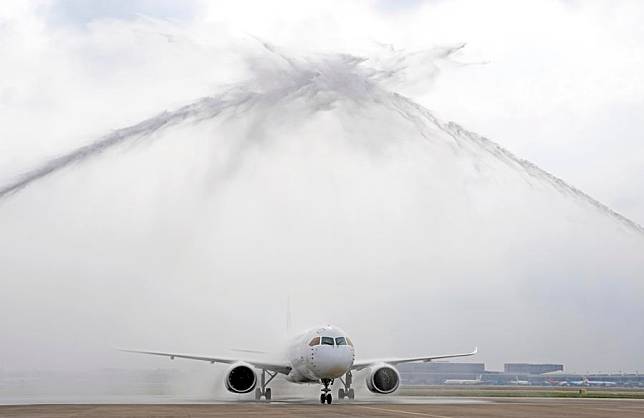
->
{"left": 311, "top": 347, "right": 354, "bottom": 379}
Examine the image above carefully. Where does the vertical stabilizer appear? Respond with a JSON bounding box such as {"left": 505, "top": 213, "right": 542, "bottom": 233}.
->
{"left": 286, "top": 295, "right": 293, "bottom": 337}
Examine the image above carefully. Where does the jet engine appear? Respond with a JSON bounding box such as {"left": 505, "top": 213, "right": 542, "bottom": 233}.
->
{"left": 366, "top": 363, "right": 400, "bottom": 394}
{"left": 225, "top": 362, "right": 257, "bottom": 393}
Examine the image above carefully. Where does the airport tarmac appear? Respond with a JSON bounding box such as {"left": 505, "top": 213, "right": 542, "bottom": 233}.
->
{"left": 1, "top": 398, "right": 644, "bottom": 417}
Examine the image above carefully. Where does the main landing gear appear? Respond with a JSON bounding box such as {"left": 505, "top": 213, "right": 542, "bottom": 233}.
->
{"left": 320, "top": 378, "right": 333, "bottom": 404}
{"left": 254, "top": 369, "right": 277, "bottom": 401}
{"left": 338, "top": 371, "right": 355, "bottom": 400}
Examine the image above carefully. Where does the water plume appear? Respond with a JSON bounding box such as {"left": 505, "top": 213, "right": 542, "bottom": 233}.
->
{"left": 1, "top": 40, "right": 641, "bottom": 238}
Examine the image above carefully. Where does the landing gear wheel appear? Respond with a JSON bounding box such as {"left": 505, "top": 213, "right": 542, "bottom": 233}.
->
{"left": 255, "top": 388, "right": 261, "bottom": 400}
{"left": 320, "top": 394, "right": 326, "bottom": 404}
{"left": 265, "top": 388, "right": 272, "bottom": 401}
{"left": 326, "top": 393, "right": 332, "bottom": 404}
{"left": 339, "top": 371, "right": 354, "bottom": 401}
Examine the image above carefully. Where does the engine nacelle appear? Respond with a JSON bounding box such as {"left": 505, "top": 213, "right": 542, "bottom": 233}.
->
{"left": 225, "top": 362, "right": 257, "bottom": 394}
{"left": 366, "top": 363, "right": 400, "bottom": 394}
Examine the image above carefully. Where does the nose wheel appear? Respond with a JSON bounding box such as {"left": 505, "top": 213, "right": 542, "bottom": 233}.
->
{"left": 338, "top": 371, "right": 355, "bottom": 400}
{"left": 320, "top": 378, "right": 333, "bottom": 404}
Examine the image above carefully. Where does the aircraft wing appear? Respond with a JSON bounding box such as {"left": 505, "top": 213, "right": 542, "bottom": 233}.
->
{"left": 120, "top": 349, "right": 292, "bottom": 375}
{"left": 351, "top": 347, "right": 477, "bottom": 371}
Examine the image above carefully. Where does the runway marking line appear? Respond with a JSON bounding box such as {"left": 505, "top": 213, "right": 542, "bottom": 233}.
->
{"left": 355, "top": 405, "right": 455, "bottom": 417}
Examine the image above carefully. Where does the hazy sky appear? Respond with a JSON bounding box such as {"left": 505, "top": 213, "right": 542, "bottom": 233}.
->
{"left": 1, "top": 0, "right": 643, "bottom": 380}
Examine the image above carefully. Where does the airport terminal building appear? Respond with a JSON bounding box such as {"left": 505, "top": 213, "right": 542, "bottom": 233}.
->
{"left": 398, "top": 362, "right": 643, "bottom": 387}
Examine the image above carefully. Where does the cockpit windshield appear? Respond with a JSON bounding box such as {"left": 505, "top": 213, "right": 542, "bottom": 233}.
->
{"left": 321, "top": 336, "right": 335, "bottom": 346}
{"left": 309, "top": 335, "right": 351, "bottom": 346}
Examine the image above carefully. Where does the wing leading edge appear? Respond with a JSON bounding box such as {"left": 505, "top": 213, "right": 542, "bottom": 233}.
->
{"left": 119, "top": 349, "right": 292, "bottom": 375}
{"left": 352, "top": 347, "right": 478, "bottom": 371}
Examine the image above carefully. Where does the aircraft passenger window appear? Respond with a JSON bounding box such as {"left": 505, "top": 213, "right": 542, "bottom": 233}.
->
{"left": 308, "top": 337, "right": 320, "bottom": 346}
{"left": 321, "top": 336, "right": 334, "bottom": 346}
{"left": 335, "top": 337, "right": 347, "bottom": 346}
{"left": 346, "top": 337, "right": 354, "bottom": 347}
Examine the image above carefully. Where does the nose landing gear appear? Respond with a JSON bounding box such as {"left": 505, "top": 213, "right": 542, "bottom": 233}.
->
{"left": 320, "top": 378, "right": 333, "bottom": 404}
{"left": 338, "top": 371, "right": 355, "bottom": 400}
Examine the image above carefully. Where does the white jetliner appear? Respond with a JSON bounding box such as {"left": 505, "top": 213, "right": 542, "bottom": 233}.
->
{"left": 568, "top": 377, "right": 617, "bottom": 387}
{"left": 444, "top": 374, "right": 483, "bottom": 385}
{"left": 122, "top": 325, "right": 477, "bottom": 404}
{"left": 509, "top": 376, "right": 530, "bottom": 385}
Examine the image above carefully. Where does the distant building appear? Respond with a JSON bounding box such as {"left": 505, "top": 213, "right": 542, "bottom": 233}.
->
{"left": 504, "top": 363, "right": 563, "bottom": 375}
